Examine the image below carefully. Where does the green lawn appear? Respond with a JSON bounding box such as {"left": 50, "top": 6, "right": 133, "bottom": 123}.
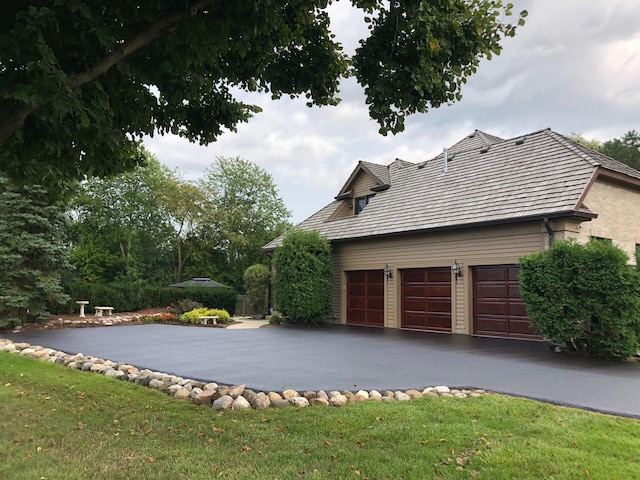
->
{"left": 1, "top": 352, "right": 639, "bottom": 479}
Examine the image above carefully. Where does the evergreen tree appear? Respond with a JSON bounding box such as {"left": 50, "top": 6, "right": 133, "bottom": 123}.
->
{"left": 0, "top": 177, "right": 72, "bottom": 327}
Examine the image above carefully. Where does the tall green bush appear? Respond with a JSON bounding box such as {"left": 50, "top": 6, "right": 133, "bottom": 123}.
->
{"left": 274, "top": 229, "right": 332, "bottom": 324}
{"left": 520, "top": 240, "right": 640, "bottom": 360}
{"left": 243, "top": 264, "right": 271, "bottom": 314}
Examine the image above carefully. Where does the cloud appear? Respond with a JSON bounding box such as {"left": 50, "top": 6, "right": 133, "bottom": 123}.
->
{"left": 144, "top": 0, "right": 640, "bottom": 223}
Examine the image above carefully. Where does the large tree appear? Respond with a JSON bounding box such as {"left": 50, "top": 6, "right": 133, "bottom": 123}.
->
{"left": 0, "top": 177, "right": 72, "bottom": 327}
{"left": 69, "top": 153, "right": 174, "bottom": 283}
{"left": 199, "top": 156, "right": 291, "bottom": 290}
{"left": 1, "top": 1, "right": 526, "bottom": 186}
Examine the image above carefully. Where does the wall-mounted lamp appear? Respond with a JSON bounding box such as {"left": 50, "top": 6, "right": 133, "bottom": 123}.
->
{"left": 452, "top": 260, "right": 462, "bottom": 279}
{"left": 384, "top": 264, "right": 393, "bottom": 280}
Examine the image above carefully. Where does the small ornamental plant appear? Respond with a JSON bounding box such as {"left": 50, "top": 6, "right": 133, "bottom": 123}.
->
{"left": 181, "top": 308, "right": 231, "bottom": 324}
{"left": 134, "top": 313, "right": 179, "bottom": 324}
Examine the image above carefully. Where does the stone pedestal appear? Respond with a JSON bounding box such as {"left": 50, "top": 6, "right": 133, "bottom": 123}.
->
{"left": 76, "top": 301, "right": 89, "bottom": 318}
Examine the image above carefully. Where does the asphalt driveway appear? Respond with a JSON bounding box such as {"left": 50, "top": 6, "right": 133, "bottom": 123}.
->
{"left": 8, "top": 324, "right": 640, "bottom": 418}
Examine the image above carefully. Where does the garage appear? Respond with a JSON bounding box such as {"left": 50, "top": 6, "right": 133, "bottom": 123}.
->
{"left": 401, "top": 268, "right": 452, "bottom": 332}
{"left": 473, "top": 265, "right": 538, "bottom": 339}
{"left": 346, "top": 270, "right": 384, "bottom": 327}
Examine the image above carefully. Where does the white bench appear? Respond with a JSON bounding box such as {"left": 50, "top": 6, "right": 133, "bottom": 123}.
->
{"left": 94, "top": 306, "right": 114, "bottom": 316}
{"left": 198, "top": 316, "right": 218, "bottom": 325}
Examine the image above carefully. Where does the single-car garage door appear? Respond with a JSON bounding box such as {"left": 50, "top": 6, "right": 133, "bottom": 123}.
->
{"left": 346, "top": 270, "right": 384, "bottom": 327}
{"left": 401, "top": 268, "right": 451, "bottom": 332}
{"left": 473, "top": 265, "right": 538, "bottom": 339}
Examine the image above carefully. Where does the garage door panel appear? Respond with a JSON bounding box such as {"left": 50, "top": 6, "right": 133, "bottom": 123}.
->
{"left": 474, "top": 265, "right": 538, "bottom": 339}
{"left": 475, "top": 302, "right": 507, "bottom": 315}
{"left": 368, "top": 297, "right": 384, "bottom": 310}
{"left": 475, "top": 285, "right": 507, "bottom": 298}
{"left": 368, "top": 283, "right": 384, "bottom": 296}
{"left": 347, "top": 296, "right": 366, "bottom": 309}
{"left": 348, "top": 284, "right": 366, "bottom": 296}
{"left": 509, "top": 302, "right": 528, "bottom": 317}
{"left": 425, "top": 285, "right": 451, "bottom": 297}
{"left": 427, "top": 299, "right": 452, "bottom": 313}
{"left": 401, "top": 268, "right": 451, "bottom": 332}
{"left": 476, "top": 317, "right": 508, "bottom": 333}
{"left": 475, "top": 268, "right": 506, "bottom": 282}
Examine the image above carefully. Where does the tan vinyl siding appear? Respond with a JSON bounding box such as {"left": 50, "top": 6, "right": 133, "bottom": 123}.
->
{"left": 333, "top": 221, "right": 546, "bottom": 333}
{"left": 572, "top": 179, "right": 640, "bottom": 264}
{"left": 352, "top": 172, "right": 379, "bottom": 199}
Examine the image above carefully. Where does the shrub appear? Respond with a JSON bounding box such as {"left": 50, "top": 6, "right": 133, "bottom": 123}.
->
{"left": 243, "top": 264, "right": 271, "bottom": 314}
{"left": 134, "top": 312, "right": 179, "bottom": 323}
{"left": 181, "top": 308, "right": 231, "bottom": 324}
{"left": 168, "top": 299, "right": 203, "bottom": 315}
{"left": 520, "top": 239, "right": 640, "bottom": 360}
{"left": 61, "top": 282, "right": 236, "bottom": 315}
{"left": 274, "top": 229, "right": 332, "bottom": 324}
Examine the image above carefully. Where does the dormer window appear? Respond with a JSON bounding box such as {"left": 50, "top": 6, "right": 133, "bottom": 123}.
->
{"left": 355, "top": 194, "right": 375, "bottom": 215}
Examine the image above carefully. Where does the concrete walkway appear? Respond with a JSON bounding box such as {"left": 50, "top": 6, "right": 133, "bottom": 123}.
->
{"left": 226, "top": 317, "right": 270, "bottom": 329}
{"left": 7, "top": 324, "right": 640, "bottom": 418}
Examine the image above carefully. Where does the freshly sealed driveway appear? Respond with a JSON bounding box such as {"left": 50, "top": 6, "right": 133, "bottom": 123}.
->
{"left": 9, "top": 324, "right": 640, "bottom": 418}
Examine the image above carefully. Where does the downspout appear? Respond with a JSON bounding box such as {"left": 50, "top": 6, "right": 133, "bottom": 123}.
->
{"left": 543, "top": 218, "right": 554, "bottom": 247}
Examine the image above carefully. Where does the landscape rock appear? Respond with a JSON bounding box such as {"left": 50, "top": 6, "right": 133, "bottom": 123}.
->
{"left": 290, "top": 397, "right": 310, "bottom": 408}
{"left": 329, "top": 394, "right": 348, "bottom": 407}
{"left": 310, "top": 398, "right": 330, "bottom": 407}
{"left": 232, "top": 396, "right": 252, "bottom": 410}
{"left": 175, "top": 388, "right": 192, "bottom": 400}
{"left": 434, "top": 386, "right": 451, "bottom": 394}
{"left": 212, "top": 395, "right": 234, "bottom": 410}
{"left": 194, "top": 390, "right": 216, "bottom": 406}
{"left": 316, "top": 390, "right": 329, "bottom": 401}
{"left": 268, "top": 391, "right": 283, "bottom": 402}
{"left": 251, "top": 393, "right": 272, "bottom": 410}
{"left": 282, "top": 389, "right": 299, "bottom": 400}
{"left": 271, "top": 399, "right": 291, "bottom": 409}
{"left": 395, "top": 391, "right": 411, "bottom": 401}
{"left": 228, "top": 384, "right": 245, "bottom": 398}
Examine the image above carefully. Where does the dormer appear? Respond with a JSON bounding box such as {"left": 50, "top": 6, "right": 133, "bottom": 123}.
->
{"left": 329, "top": 161, "right": 391, "bottom": 220}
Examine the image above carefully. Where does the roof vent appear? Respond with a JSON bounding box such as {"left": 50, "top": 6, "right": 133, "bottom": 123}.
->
{"left": 480, "top": 146, "right": 490, "bottom": 154}
{"left": 515, "top": 137, "right": 526, "bottom": 145}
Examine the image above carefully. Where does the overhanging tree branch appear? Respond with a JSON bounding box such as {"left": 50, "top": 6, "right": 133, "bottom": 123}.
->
{"left": 0, "top": 0, "right": 207, "bottom": 144}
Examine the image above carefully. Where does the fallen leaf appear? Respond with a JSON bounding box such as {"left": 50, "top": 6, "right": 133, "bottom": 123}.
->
{"left": 147, "top": 456, "right": 154, "bottom": 463}
{"left": 242, "top": 445, "right": 252, "bottom": 452}
{"left": 439, "top": 438, "right": 447, "bottom": 442}
{"left": 324, "top": 441, "right": 332, "bottom": 447}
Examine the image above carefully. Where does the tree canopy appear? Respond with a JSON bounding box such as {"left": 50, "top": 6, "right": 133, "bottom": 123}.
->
{"left": 569, "top": 130, "right": 640, "bottom": 171}
{"left": 1, "top": 0, "right": 526, "bottom": 186}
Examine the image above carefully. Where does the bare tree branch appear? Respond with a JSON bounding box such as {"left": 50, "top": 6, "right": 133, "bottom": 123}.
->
{"left": 0, "top": 1, "right": 207, "bottom": 144}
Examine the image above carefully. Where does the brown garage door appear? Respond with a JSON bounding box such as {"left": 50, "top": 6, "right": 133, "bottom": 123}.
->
{"left": 401, "top": 268, "right": 452, "bottom": 332}
{"left": 473, "top": 265, "right": 538, "bottom": 339}
{"left": 346, "top": 270, "right": 384, "bottom": 327}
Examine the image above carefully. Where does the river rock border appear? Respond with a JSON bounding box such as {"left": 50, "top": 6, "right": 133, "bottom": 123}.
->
{"left": 0, "top": 338, "right": 489, "bottom": 411}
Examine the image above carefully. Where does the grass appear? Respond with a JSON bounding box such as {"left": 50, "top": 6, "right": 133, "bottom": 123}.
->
{"left": 1, "top": 352, "right": 639, "bottom": 479}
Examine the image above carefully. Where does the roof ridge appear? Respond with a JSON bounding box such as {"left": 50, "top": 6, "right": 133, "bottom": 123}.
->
{"left": 543, "top": 130, "right": 601, "bottom": 168}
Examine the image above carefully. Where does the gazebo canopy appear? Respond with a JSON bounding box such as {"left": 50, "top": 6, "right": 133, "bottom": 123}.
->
{"left": 169, "top": 277, "right": 229, "bottom": 288}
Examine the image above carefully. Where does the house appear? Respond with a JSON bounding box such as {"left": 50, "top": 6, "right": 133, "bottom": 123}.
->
{"left": 263, "top": 129, "right": 640, "bottom": 339}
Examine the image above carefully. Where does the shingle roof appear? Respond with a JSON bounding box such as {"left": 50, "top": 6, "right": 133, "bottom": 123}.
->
{"left": 264, "top": 129, "right": 640, "bottom": 251}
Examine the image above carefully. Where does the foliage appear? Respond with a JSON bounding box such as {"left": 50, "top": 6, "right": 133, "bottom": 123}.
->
{"left": 274, "top": 229, "right": 332, "bottom": 324}
{"left": 269, "top": 311, "right": 285, "bottom": 325}
{"left": 243, "top": 264, "right": 271, "bottom": 314}
{"left": 68, "top": 151, "right": 174, "bottom": 284}
{"left": 63, "top": 282, "right": 236, "bottom": 315}
{"left": 181, "top": 307, "right": 231, "bottom": 324}
{"left": 167, "top": 299, "right": 203, "bottom": 316}
{"left": 0, "top": 177, "right": 72, "bottom": 328}
{"left": 199, "top": 157, "right": 291, "bottom": 290}
{"left": 569, "top": 130, "right": 640, "bottom": 170}
{"left": 519, "top": 240, "right": 640, "bottom": 360}
{"left": 600, "top": 130, "right": 640, "bottom": 171}
{"left": 135, "top": 312, "right": 179, "bottom": 324}
{"left": 3, "top": 354, "right": 640, "bottom": 479}
{"left": 1, "top": 1, "right": 525, "bottom": 187}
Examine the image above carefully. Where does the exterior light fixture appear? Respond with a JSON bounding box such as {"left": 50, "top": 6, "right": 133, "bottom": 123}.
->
{"left": 384, "top": 264, "right": 393, "bottom": 280}
{"left": 452, "top": 260, "right": 462, "bottom": 279}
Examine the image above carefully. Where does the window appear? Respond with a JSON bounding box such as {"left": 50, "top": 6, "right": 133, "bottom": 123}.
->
{"left": 589, "top": 236, "right": 612, "bottom": 245}
{"left": 355, "top": 194, "right": 375, "bottom": 215}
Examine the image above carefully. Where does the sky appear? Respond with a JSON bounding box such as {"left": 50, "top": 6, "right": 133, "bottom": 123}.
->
{"left": 144, "top": 0, "right": 640, "bottom": 224}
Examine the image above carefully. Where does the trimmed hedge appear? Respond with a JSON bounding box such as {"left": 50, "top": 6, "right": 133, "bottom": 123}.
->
{"left": 520, "top": 239, "right": 640, "bottom": 360}
{"left": 56, "top": 282, "right": 236, "bottom": 315}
